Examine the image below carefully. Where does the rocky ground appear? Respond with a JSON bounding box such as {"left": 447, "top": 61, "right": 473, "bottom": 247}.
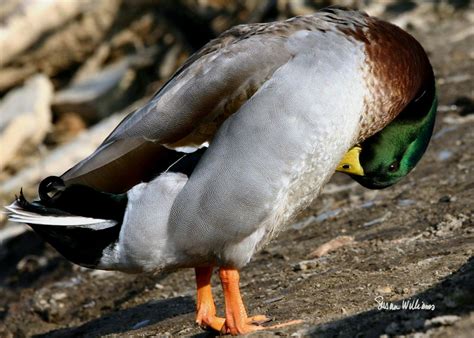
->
{"left": 0, "top": 1, "right": 473, "bottom": 337}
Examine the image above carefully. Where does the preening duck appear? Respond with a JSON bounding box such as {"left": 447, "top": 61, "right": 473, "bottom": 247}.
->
{"left": 338, "top": 85, "right": 437, "bottom": 188}
{"left": 7, "top": 7, "right": 436, "bottom": 335}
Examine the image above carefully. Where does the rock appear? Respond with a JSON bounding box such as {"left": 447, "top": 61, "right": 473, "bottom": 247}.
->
{"left": 291, "top": 328, "right": 310, "bottom": 337}
{"left": 292, "top": 216, "right": 317, "bottom": 230}
{"left": 131, "top": 319, "right": 151, "bottom": 330}
{"left": 0, "top": 1, "right": 121, "bottom": 92}
{"left": 424, "top": 315, "right": 461, "bottom": 328}
{"left": 363, "top": 212, "right": 392, "bottom": 227}
{"left": 16, "top": 255, "right": 48, "bottom": 273}
{"left": 308, "top": 236, "right": 354, "bottom": 258}
{"left": 443, "top": 114, "right": 474, "bottom": 125}
{"left": 433, "top": 214, "right": 467, "bottom": 236}
{"left": 159, "top": 45, "right": 183, "bottom": 79}
{"left": 0, "top": 223, "right": 27, "bottom": 246}
{"left": 389, "top": 3, "right": 438, "bottom": 31}
{"left": 53, "top": 47, "right": 159, "bottom": 122}
{"left": 376, "top": 286, "right": 393, "bottom": 294}
{"left": 0, "top": 107, "right": 131, "bottom": 196}
{"left": 398, "top": 199, "right": 416, "bottom": 206}
{"left": 437, "top": 150, "right": 454, "bottom": 161}
{"left": 293, "top": 258, "right": 322, "bottom": 271}
{"left": 47, "top": 112, "right": 87, "bottom": 145}
{"left": 53, "top": 60, "right": 134, "bottom": 122}
{"left": 32, "top": 288, "right": 68, "bottom": 323}
{"left": 0, "top": 74, "right": 53, "bottom": 171}
{"left": 51, "top": 292, "right": 67, "bottom": 301}
{"left": 292, "top": 209, "right": 342, "bottom": 230}
{"left": 453, "top": 96, "right": 474, "bottom": 116}
{"left": 88, "top": 270, "right": 119, "bottom": 279}
{"left": 322, "top": 182, "right": 359, "bottom": 194}
{"left": 0, "top": 0, "right": 95, "bottom": 67}
{"left": 438, "top": 195, "right": 452, "bottom": 203}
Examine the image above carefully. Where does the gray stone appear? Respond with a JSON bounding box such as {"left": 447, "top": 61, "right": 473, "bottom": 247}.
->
{"left": 0, "top": 74, "right": 53, "bottom": 171}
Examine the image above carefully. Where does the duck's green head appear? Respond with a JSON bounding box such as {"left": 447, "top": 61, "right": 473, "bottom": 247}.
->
{"left": 337, "top": 84, "right": 437, "bottom": 189}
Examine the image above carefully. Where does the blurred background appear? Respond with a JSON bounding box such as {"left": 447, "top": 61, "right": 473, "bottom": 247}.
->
{"left": 0, "top": 0, "right": 473, "bottom": 337}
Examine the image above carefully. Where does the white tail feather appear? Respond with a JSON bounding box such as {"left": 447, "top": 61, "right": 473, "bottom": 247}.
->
{"left": 5, "top": 201, "right": 117, "bottom": 230}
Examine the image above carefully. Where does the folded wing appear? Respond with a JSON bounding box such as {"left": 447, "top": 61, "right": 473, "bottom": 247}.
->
{"left": 61, "top": 22, "right": 305, "bottom": 192}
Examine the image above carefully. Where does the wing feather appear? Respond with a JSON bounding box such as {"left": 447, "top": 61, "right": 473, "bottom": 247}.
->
{"left": 60, "top": 16, "right": 338, "bottom": 192}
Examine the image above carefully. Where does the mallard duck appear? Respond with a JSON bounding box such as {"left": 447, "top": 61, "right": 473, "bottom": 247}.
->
{"left": 6, "top": 8, "right": 436, "bottom": 335}
{"left": 337, "top": 88, "right": 437, "bottom": 188}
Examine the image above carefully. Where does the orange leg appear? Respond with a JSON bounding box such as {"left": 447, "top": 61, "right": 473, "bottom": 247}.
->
{"left": 219, "top": 267, "right": 303, "bottom": 335}
{"left": 219, "top": 267, "right": 270, "bottom": 335}
{"left": 195, "top": 267, "right": 225, "bottom": 331}
{"left": 195, "top": 266, "right": 301, "bottom": 335}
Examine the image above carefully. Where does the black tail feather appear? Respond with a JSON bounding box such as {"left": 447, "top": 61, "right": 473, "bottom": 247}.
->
{"left": 29, "top": 222, "right": 120, "bottom": 268}
{"left": 37, "top": 177, "right": 128, "bottom": 222}
{"left": 17, "top": 189, "right": 71, "bottom": 216}
{"left": 15, "top": 179, "right": 128, "bottom": 269}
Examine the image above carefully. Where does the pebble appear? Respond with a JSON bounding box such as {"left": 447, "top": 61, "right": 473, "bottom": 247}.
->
{"left": 398, "top": 199, "right": 416, "bottom": 207}
{"left": 308, "top": 236, "right": 354, "bottom": 258}
{"left": 437, "top": 150, "right": 453, "bottom": 161}
{"left": 292, "top": 209, "right": 341, "bottom": 230}
{"left": 33, "top": 291, "right": 68, "bottom": 322}
{"left": 363, "top": 212, "right": 392, "bottom": 227}
{"left": 424, "top": 315, "right": 460, "bottom": 327}
{"left": 89, "top": 270, "right": 118, "bottom": 279}
{"left": 433, "top": 214, "right": 466, "bottom": 236}
{"left": 376, "top": 286, "right": 393, "bottom": 294}
{"left": 293, "top": 259, "right": 321, "bottom": 271}
{"left": 438, "top": 195, "right": 452, "bottom": 203}
{"left": 263, "top": 295, "right": 285, "bottom": 304}
{"left": 16, "top": 255, "right": 48, "bottom": 272}
{"left": 454, "top": 96, "right": 474, "bottom": 116}
{"left": 52, "top": 292, "right": 67, "bottom": 300}
{"left": 291, "top": 328, "right": 309, "bottom": 337}
{"left": 360, "top": 200, "right": 376, "bottom": 208}
{"left": 131, "top": 319, "right": 151, "bottom": 330}
{"left": 433, "top": 125, "right": 457, "bottom": 139}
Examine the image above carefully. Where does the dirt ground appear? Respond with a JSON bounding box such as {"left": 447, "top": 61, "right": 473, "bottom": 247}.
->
{"left": 0, "top": 7, "right": 473, "bottom": 338}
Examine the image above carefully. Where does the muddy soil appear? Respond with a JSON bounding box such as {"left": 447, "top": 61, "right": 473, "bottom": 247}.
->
{"left": 0, "top": 7, "right": 473, "bottom": 338}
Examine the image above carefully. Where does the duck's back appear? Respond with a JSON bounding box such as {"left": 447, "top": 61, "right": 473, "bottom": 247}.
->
{"left": 59, "top": 9, "right": 390, "bottom": 195}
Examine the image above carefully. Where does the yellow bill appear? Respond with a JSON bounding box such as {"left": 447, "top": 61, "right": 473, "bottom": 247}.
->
{"left": 336, "top": 145, "right": 364, "bottom": 176}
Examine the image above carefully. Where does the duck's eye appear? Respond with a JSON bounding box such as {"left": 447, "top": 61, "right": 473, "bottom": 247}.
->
{"left": 388, "top": 161, "right": 399, "bottom": 172}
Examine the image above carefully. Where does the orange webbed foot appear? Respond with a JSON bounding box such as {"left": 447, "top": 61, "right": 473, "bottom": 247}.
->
{"left": 219, "top": 267, "right": 302, "bottom": 335}
{"left": 196, "top": 313, "right": 226, "bottom": 332}
{"left": 195, "top": 267, "right": 226, "bottom": 331}
{"left": 196, "top": 266, "right": 302, "bottom": 335}
{"left": 221, "top": 317, "right": 303, "bottom": 335}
